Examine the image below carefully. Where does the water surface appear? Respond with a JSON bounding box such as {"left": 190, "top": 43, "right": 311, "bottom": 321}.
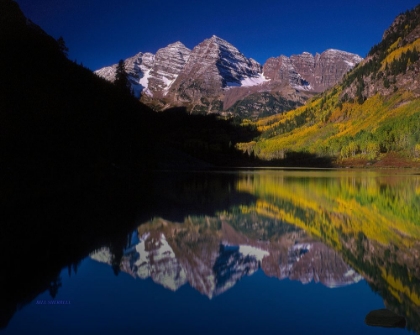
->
{"left": 2, "top": 169, "right": 420, "bottom": 334}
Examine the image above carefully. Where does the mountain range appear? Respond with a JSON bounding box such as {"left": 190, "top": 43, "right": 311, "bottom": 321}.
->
{"left": 3, "top": 0, "right": 420, "bottom": 174}
{"left": 2, "top": 0, "right": 420, "bottom": 331}
{"left": 95, "top": 36, "right": 362, "bottom": 119}
{"left": 90, "top": 217, "right": 362, "bottom": 298}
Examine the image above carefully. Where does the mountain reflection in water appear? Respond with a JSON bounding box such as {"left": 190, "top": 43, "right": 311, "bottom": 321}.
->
{"left": 91, "top": 218, "right": 363, "bottom": 298}
{"left": 2, "top": 169, "right": 420, "bottom": 334}
{"left": 235, "top": 170, "right": 420, "bottom": 333}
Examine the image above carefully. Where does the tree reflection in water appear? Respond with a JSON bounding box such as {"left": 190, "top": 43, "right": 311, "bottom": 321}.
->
{"left": 3, "top": 170, "right": 420, "bottom": 333}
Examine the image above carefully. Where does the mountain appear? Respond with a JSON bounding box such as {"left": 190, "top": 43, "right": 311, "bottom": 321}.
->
{"left": 0, "top": 0, "right": 262, "bottom": 323}
{"left": 95, "top": 41, "right": 191, "bottom": 100}
{"left": 237, "top": 4, "right": 420, "bottom": 167}
{"left": 341, "top": 6, "right": 420, "bottom": 102}
{"left": 261, "top": 49, "right": 362, "bottom": 92}
{"left": 225, "top": 49, "right": 362, "bottom": 119}
{"left": 163, "top": 35, "right": 265, "bottom": 114}
{"left": 95, "top": 37, "right": 362, "bottom": 119}
{"left": 91, "top": 216, "right": 362, "bottom": 298}
{"left": 1, "top": 0, "right": 273, "bottom": 177}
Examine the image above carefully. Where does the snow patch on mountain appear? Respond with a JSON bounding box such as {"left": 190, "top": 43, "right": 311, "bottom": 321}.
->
{"left": 139, "top": 69, "right": 151, "bottom": 89}
{"left": 343, "top": 269, "right": 363, "bottom": 282}
{"left": 161, "top": 76, "right": 177, "bottom": 95}
{"left": 292, "top": 243, "right": 312, "bottom": 251}
{"left": 94, "top": 66, "right": 116, "bottom": 80}
{"left": 225, "top": 73, "right": 269, "bottom": 88}
{"left": 241, "top": 73, "right": 270, "bottom": 87}
{"left": 290, "top": 243, "right": 311, "bottom": 263}
{"left": 293, "top": 84, "right": 313, "bottom": 91}
{"left": 90, "top": 247, "right": 112, "bottom": 263}
{"left": 134, "top": 233, "right": 187, "bottom": 290}
{"left": 134, "top": 233, "right": 150, "bottom": 272}
{"left": 95, "top": 36, "right": 362, "bottom": 114}
{"left": 238, "top": 245, "right": 269, "bottom": 262}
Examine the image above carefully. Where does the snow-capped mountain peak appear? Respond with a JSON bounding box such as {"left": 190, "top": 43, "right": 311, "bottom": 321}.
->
{"left": 95, "top": 37, "right": 362, "bottom": 117}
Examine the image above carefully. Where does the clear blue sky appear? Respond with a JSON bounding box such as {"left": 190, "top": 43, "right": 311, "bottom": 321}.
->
{"left": 15, "top": 0, "right": 420, "bottom": 71}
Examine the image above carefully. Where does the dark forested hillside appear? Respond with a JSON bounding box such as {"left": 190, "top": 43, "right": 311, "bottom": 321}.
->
{"left": 0, "top": 0, "right": 261, "bottom": 191}
{"left": 0, "top": 0, "right": 157, "bottom": 175}
{"left": 0, "top": 1, "right": 260, "bottom": 328}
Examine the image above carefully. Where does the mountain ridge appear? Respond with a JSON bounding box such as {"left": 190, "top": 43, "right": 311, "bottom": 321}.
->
{"left": 95, "top": 36, "right": 362, "bottom": 119}
{"left": 237, "top": 4, "right": 420, "bottom": 167}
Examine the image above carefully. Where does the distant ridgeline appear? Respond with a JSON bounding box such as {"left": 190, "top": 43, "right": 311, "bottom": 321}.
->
{"left": 236, "top": 4, "right": 420, "bottom": 167}
{"left": 95, "top": 37, "right": 362, "bottom": 119}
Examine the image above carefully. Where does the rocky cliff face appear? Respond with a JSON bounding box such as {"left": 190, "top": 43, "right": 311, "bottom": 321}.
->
{"left": 263, "top": 54, "right": 310, "bottom": 88}
{"left": 315, "top": 50, "right": 362, "bottom": 90}
{"left": 143, "top": 42, "right": 191, "bottom": 100}
{"left": 94, "top": 42, "right": 191, "bottom": 100}
{"left": 94, "top": 51, "right": 155, "bottom": 97}
{"left": 341, "top": 5, "right": 420, "bottom": 102}
{"left": 171, "top": 35, "right": 262, "bottom": 89}
{"left": 264, "top": 50, "right": 363, "bottom": 92}
{"left": 95, "top": 36, "right": 362, "bottom": 118}
{"left": 278, "top": 242, "right": 362, "bottom": 288}
{"left": 164, "top": 35, "right": 265, "bottom": 113}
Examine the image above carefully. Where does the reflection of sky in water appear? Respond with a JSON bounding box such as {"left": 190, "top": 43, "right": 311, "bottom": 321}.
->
{"left": 3, "top": 170, "right": 419, "bottom": 335}
{"left": 4, "top": 256, "right": 406, "bottom": 335}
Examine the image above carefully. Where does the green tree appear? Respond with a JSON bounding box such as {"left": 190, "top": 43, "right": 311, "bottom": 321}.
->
{"left": 348, "top": 141, "right": 359, "bottom": 156}
{"left": 366, "top": 141, "right": 380, "bottom": 159}
{"left": 115, "top": 59, "right": 131, "bottom": 94}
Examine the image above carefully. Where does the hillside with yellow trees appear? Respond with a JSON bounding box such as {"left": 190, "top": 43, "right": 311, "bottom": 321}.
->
{"left": 237, "top": 5, "right": 420, "bottom": 167}
{"left": 232, "top": 170, "right": 420, "bottom": 332}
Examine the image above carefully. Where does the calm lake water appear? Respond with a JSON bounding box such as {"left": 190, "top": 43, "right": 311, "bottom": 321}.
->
{"left": 2, "top": 169, "right": 420, "bottom": 334}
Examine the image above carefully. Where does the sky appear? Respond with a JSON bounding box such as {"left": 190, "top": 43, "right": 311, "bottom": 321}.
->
{"left": 15, "top": 0, "right": 420, "bottom": 71}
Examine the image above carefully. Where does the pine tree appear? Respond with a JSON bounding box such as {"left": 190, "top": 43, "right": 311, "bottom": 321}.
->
{"left": 57, "top": 36, "right": 68, "bottom": 57}
{"left": 410, "top": 48, "right": 419, "bottom": 63}
{"left": 115, "top": 59, "right": 130, "bottom": 94}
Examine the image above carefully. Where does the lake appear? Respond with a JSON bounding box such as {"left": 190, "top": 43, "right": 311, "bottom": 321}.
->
{"left": 1, "top": 169, "right": 420, "bottom": 334}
